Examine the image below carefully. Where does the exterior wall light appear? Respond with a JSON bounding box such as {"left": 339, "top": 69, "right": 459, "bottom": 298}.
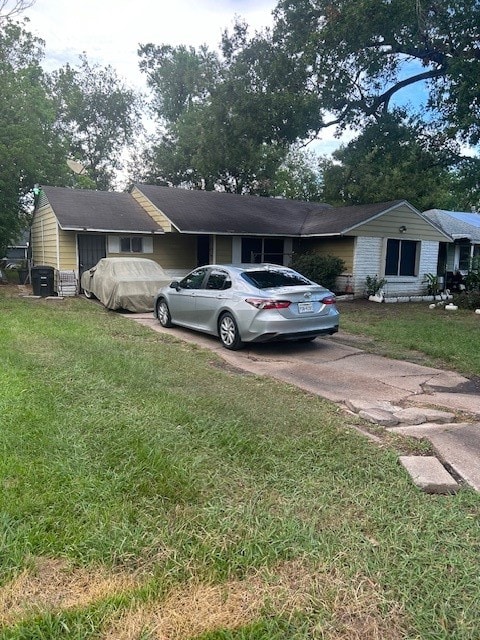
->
{"left": 399, "top": 225, "right": 407, "bottom": 233}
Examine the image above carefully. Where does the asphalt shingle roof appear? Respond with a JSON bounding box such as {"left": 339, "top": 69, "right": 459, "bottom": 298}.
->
{"left": 40, "top": 186, "right": 164, "bottom": 233}
{"left": 37, "top": 184, "right": 419, "bottom": 238}
{"left": 134, "top": 184, "right": 408, "bottom": 236}
{"left": 134, "top": 184, "right": 331, "bottom": 235}
{"left": 423, "top": 209, "right": 480, "bottom": 242}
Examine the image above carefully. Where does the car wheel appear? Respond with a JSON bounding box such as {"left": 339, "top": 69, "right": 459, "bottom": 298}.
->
{"left": 219, "top": 312, "right": 243, "bottom": 350}
{"left": 156, "top": 299, "right": 172, "bottom": 327}
{"left": 84, "top": 289, "right": 93, "bottom": 299}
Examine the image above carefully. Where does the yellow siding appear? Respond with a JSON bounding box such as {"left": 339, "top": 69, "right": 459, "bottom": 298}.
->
{"left": 31, "top": 205, "right": 59, "bottom": 267}
{"left": 294, "top": 237, "right": 355, "bottom": 273}
{"left": 215, "top": 236, "right": 232, "bottom": 263}
{"left": 353, "top": 204, "right": 446, "bottom": 241}
{"left": 152, "top": 233, "right": 197, "bottom": 269}
{"left": 131, "top": 186, "right": 173, "bottom": 231}
{"left": 58, "top": 229, "right": 77, "bottom": 270}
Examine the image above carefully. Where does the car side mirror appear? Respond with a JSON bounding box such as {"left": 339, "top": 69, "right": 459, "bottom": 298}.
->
{"left": 170, "top": 281, "right": 181, "bottom": 291}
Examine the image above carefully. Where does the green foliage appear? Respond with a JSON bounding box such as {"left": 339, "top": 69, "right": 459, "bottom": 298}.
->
{"left": 365, "top": 275, "right": 387, "bottom": 296}
{"left": 49, "top": 55, "right": 144, "bottom": 190}
{"left": 0, "top": 19, "right": 69, "bottom": 255}
{"left": 320, "top": 113, "right": 457, "bottom": 209}
{"left": 271, "top": 148, "right": 323, "bottom": 201}
{"left": 273, "top": 0, "right": 480, "bottom": 145}
{"left": 138, "top": 24, "right": 319, "bottom": 194}
{"left": 464, "top": 255, "right": 480, "bottom": 292}
{"left": 290, "top": 252, "right": 345, "bottom": 290}
{"left": 453, "top": 291, "right": 480, "bottom": 310}
{"left": 423, "top": 273, "right": 440, "bottom": 296}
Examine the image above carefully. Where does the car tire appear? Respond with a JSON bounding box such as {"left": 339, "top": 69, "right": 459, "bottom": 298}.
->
{"left": 84, "top": 289, "right": 93, "bottom": 299}
{"left": 156, "top": 299, "right": 173, "bottom": 327}
{"left": 219, "top": 312, "right": 243, "bottom": 350}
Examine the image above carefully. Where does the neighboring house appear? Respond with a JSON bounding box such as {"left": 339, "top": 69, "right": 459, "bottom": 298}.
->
{"left": 423, "top": 209, "right": 480, "bottom": 283}
{"left": 4, "top": 230, "right": 29, "bottom": 265}
{"left": 31, "top": 184, "right": 450, "bottom": 297}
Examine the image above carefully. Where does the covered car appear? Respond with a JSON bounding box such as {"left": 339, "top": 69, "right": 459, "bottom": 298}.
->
{"left": 81, "top": 257, "right": 171, "bottom": 312}
{"left": 154, "top": 263, "right": 339, "bottom": 349}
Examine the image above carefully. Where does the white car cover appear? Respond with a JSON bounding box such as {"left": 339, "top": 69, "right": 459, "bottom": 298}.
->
{"left": 81, "top": 258, "right": 171, "bottom": 312}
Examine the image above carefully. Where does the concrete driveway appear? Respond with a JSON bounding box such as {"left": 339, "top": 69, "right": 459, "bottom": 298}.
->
{"left": 125, "top": 313, "right": 480, "bottom": 492}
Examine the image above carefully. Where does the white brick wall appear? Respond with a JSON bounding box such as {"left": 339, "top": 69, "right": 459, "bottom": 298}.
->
{"left": 351, "top": 237, "right": 440, "bottom": 297}
{"left": 352, "top": 237, "right": 383, "bottom": 296}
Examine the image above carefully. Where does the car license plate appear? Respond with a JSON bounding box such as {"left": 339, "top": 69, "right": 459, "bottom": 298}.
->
{"left": 298, "top": 301, "right": 313, "bottom": 314}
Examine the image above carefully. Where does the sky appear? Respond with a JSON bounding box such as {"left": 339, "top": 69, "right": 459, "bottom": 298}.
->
{"left": 22, "top": 0, "right": 456, "bottom": 163}
{"left": 23, "top": 0, "right": 347, "bottom": 156}
{"left": 24, "top": 0, "right": 276, "bottom": 87}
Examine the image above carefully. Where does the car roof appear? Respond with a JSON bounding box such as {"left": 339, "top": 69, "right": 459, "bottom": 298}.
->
{"left": 205, "top": 263, "right": 295, "bottom": 273}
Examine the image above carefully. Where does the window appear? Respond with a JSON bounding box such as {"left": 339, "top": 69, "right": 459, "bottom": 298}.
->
{"left": 120, "top": 237, "right": 143, "bottom": 253}
{"left": 205, "top": 269, "right": 231, "bottom": 290}
{"left": 458, "top": 243, "right": 471, "bottom": 271}
{"left": 179, "top": 268, "right": 208, "bottom": 290}
{"left": 241, "top": 238, "right": 285, "bottom": 264}
{"left": 385, "top": 239, "right": 418, "bottom": 276}
{"left": 241, "top": 268, "right": 310, "bottom": 289}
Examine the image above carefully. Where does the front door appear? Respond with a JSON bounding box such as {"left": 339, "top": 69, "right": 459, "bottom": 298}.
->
{"left": 78, "top": 234, "right": 106, "bottom": 280}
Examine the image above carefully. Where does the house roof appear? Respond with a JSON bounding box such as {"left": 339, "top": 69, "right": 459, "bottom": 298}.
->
{"left": 134, "top": 184, "right": 331, "bottom": 235}
{"left": 423, "top": 209, "right": 480, "bottom": 243}
{"left": 38, "top": 186, "right": 164, "bottom": 234}
{"left": 134, "top": 184, "right": 421, "bottom": 237}
{"left": 36, "top": 184, "right": 444, "bottom": 239}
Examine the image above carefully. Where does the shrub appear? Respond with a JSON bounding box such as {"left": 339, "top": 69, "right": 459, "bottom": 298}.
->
{"left": 291, "top": 252, "right": 345, "bottom": 291}
{"left": 453, "top": 291, "right": 480, "bottom": 309}
{"left": 365, "top": 274, "right": 387, "bottom": 296}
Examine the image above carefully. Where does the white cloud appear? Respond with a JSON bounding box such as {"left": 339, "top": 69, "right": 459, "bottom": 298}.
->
{"left": 25, "top": 0, "right": 276, "bottom": 88}
{"left": 24, "top": 0, "right": 348, "bottom": 165}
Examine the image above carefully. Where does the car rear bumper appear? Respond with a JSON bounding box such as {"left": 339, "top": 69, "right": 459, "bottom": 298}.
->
{"left": 249, "top": 325, "right": 339, "bottom": 343}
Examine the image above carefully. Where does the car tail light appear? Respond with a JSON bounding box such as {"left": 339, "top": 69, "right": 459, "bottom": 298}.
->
{"left": 321, "top": 296, "right": 336, "bottom": 305}
{"left": 245, "top": 298, "right": 291, "bottom": 310}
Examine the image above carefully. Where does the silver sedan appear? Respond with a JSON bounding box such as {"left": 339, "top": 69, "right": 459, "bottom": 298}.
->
{"left": 153, "top": 264, "right": 339, "bottom": 350}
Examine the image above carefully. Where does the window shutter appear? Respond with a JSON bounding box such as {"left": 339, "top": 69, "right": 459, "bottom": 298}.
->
{"left": 143, "top": 236, "right": 153, "bottom": 253}
{"left": 108, "top": 236, "right": 120, "bottom": 253}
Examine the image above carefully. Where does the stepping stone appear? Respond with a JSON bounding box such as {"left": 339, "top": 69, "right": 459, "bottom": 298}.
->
{"left": 393, "top": 407, "right": 455, "bottom": 425}
{"left": 359, "top": 408, "right": 399, "bottom": 427}
{"left": 399, "top": 456, "right": 459, "bottom": 494}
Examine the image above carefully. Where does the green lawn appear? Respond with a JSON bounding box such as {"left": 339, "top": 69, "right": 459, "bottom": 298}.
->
{"left": 338, "top": 298, "right": 480, "bottom": 378}
{"left": 1, "top": 289, "right": 479, "bottom": 639}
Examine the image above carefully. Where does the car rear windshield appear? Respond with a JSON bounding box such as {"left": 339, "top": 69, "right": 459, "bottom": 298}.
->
{"left": 241, "top": 269, "right": 310, "bottom": 289}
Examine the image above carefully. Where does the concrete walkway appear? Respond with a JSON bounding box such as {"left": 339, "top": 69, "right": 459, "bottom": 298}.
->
{"left": 126, "top": 314, "right": 480, "bottom": 493}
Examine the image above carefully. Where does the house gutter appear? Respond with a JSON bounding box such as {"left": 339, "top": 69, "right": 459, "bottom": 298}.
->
{"left": 59, "top": 225, "right": 164, "bottom": 234}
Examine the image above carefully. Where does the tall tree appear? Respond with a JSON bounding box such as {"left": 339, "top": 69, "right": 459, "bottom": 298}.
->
{"left": 271, "top": 148, "right": 324, "bottom": 201}
{"left": 138, "top": 22, "right": 319, "bottom": 194}
{"left": 50, "top": 55, "right": 144, "bottom": 190}
{"left": 272, "top": 0, "right": 480, "bottom": 145}
{"left": 0, "top": 19, "right": 67, "bottom": 256}
{"left": 319, "top": 113, "right": 458, "bottom": 209}
{"left": 0, "top": 0, "right": 35, "bottom": 24}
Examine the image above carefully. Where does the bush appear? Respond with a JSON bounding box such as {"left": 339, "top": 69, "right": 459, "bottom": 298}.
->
{"left": 291, "top": 252, "right": 345, "bottom": 291}
{"left": 453, "top": 291, "right": 480, "bottom": 309}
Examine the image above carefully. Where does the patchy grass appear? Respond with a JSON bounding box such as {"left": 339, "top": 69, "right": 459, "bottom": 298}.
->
{"left": 1, "top": 288, "right": 480, "bottom": 639}
{"left": 338, "top": 298, "right": 480, "bottom": 378}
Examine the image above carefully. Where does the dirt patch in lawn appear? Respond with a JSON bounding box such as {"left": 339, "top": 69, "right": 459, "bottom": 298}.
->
{"left": 0, "top": 557, "right": 139, "bottom": 626}
{"left": 0, "top": 558, "right": 407, "bottom": 638}
{"left": 103, "top": 560, "right": 407, "bottom": 640}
